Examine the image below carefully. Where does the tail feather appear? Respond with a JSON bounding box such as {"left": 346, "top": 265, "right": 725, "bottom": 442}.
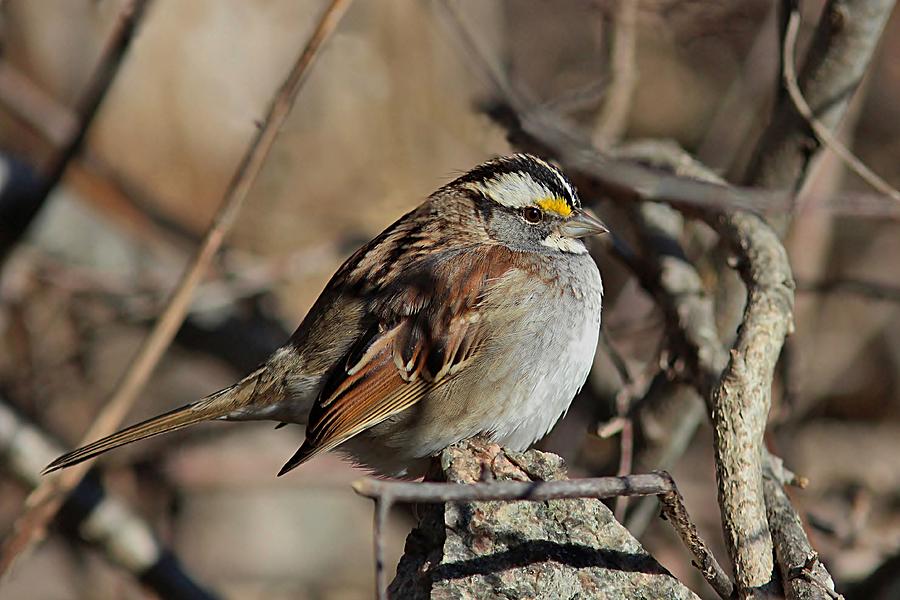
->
{"left": 44, "top": 366, "right": 271, "bottom": 474}
{"left": 43, "top": 401, "right": 222, "bottom": 474}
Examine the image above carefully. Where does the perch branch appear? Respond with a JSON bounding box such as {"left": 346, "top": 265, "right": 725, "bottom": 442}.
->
{"left": 354, "top": 471, "right": 734, "bottom": 600}
{"left": 0, "top": 0, "right": 353, "bottom": 576}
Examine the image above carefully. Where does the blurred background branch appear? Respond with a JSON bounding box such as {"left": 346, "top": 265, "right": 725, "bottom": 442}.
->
{"left": 0, "top": 398, "right": 218, "bottom": 600}
{"left": 0, "top": 0, "right": 352, "bottom": 581}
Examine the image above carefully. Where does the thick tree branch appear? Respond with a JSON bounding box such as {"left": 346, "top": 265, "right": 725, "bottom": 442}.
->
{"left": 705, "top": 210, "right": 794, "bottom": 595}
{"left": 608, "top": 142, "right": 830, "bottom": 600}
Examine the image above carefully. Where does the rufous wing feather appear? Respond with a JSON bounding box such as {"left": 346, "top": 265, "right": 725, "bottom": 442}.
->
{"left": 277, "top": 246, "right": 514, "bottom": 476}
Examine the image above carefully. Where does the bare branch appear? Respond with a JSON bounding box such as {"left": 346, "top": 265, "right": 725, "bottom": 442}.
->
{"left": 593, "top": 0, "right": 640, "bottom": 145}
{"left": 0, "top": 0, "right": 353, "bottom": 576}
{"left": 353, "top": 472, "right": 674, "bottom": 503}
{"left": 764, "top": 475, "right": 840, "bottom": 600}
{"left": 780, "top": 5, "right": 900, "bottom": 201}
{"left": 615, "top": 143, "right": 791, "bottom": 596}
{"left": 705, "top": 210, "right": 793, "bottom": 595}
{"left": 745, "top": 0, "right": 896, "bottom": 190}
{"left": 439, "top": 6, "right": 794, "bottom": 592}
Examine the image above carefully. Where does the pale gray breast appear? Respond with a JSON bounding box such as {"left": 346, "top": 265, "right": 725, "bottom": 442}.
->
{"left": 394, "top": 252, "right": 602, "bottom": 457}
{"left": 484, "top": 252, "right": 603, "bottom": 450}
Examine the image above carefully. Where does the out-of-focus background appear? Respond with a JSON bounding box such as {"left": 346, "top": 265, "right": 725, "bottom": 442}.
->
{"left": 0, "top": 1, "right": 898, "bottom": 598}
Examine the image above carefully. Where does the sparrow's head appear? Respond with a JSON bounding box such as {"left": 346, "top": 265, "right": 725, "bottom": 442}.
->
{"left": 448, "top": 153, "right": 608, "bottom": 254}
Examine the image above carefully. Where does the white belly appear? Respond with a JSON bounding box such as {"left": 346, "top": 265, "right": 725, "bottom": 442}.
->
{"left": 486, "top": 260, "right": 602, "bottom": 450}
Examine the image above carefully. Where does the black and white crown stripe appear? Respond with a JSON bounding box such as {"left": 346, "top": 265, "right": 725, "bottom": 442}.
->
{"left": 454, "top": 154, "right": 580, "bottom": 210}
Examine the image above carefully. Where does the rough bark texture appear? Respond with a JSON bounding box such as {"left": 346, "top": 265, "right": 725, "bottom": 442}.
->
{"left": 764, "top": 476, "right": 836, "bottom": 600}
{"left": 388, "top": 440, "right": 700, "bottom": 600}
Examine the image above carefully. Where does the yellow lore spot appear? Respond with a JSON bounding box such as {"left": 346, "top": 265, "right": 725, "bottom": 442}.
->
{"left": 536, "top": 197, "right": 573, "bottom": 217}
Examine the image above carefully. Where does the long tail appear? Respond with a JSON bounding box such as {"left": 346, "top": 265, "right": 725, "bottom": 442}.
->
{"left": 43, "top": 367, "right": 268, "bottom": 474}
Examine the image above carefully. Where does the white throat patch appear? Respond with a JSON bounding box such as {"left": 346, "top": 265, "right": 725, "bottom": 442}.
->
{"left": 541, "top": 233, "right": 588, "bottom": 254}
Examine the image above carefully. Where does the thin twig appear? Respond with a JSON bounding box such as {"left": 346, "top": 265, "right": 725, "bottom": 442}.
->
{"left": 353, "top": 473, "right": 673, "bottom": 503}
{"left": 597, "top": 332, "right": 653, "bottom": 520}
{"left": 373, "top": 497, "right": 391, "bottom": 600}
{"left": 0, "top": 0, "right": 353, "bottom": 576}
{"left": 656, "top": 472, "right": 736, "bottom": 600}
{"left": 781, "top": 6, "right": 900, "bottom": 202}
{"left": 354, "top": 472, "right": 733, "bottom": 600}
{"left": 612, "top": 414, "right": 634, "bottom": 521}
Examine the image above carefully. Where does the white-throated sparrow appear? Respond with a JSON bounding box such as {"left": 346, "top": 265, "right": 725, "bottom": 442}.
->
{"left": 46, "top": 154, "right": 607, "bottom": 477}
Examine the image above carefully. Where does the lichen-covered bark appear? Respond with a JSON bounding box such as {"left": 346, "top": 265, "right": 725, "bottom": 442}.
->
{"left": 389, "top": 440, "right": 700, "bottom": 600}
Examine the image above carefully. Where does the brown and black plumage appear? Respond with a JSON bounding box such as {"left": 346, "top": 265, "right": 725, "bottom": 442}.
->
{"left": 45, "top": 154, "right": 607, "bottom": 478}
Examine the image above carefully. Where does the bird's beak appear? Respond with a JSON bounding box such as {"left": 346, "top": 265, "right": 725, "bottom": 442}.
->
{"left": 559, "top": 209, "right": 609, "bottom": 238}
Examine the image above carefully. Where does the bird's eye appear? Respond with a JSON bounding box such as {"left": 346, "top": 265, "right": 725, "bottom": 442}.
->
{"left": 522, "top": 207, "right": 543, "bottom": 224}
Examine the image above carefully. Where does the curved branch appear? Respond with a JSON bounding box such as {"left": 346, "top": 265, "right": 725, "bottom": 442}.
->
{"left": 745, "top": 0, "right": 896, "bottom": 190}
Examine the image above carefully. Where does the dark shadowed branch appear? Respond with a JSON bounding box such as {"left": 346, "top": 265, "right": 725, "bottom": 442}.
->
{"left": 0, "top": 0, "right": 153, "bottom": 264}
{"left": 0, "top": 398, "right": 219, "bottom": 599}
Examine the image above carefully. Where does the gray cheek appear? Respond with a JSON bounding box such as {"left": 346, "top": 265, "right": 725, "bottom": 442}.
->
{"left": 487, "top": 212, "right": 550, "bottom": 253}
